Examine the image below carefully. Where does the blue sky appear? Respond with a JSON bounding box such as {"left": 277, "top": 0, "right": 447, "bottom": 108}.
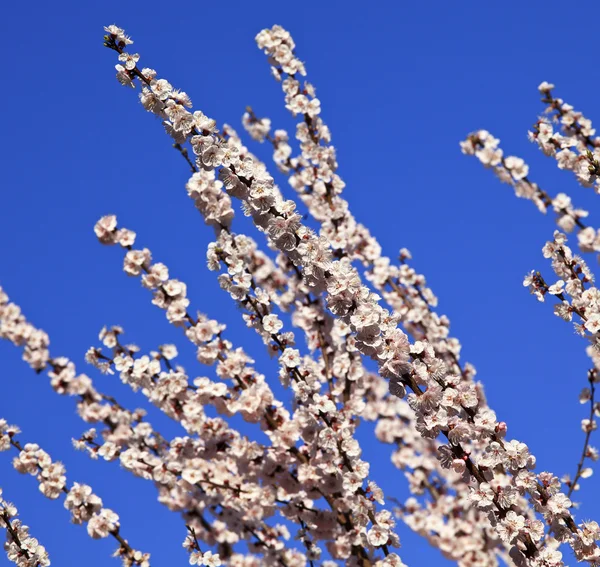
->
{"left": 2, "top": 1, "right": 600, "bottom": 565}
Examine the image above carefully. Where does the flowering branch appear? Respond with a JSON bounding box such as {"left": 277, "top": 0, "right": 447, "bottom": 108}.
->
{"left": 0, "top": 422, "right": 149, "bottom": 566}
{"left": 566, "top": 370, "right": 598, "bottom": 499}
{"left": 0, "top": 488, "right": 50, "bottom": 567}
{"left": 531, "top": 82, "right": 600, "bottom": 194}
{"left": 460, "top": 130, "right": 600, "bottom": 253}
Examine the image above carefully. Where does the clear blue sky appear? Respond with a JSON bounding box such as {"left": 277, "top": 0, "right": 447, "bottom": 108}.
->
{"left": 1, "top": 1, "right": 600, "bottom": 565}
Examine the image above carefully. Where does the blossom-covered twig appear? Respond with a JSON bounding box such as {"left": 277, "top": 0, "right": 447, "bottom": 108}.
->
{"left": 460, "top": 130, "right": 600, "bottom": 254}
{"left": 0, "top": 422, "right": 149, "bottom": 566}
{"left": 0, "top": 488, "right": 50, "bottom": 567}
{"left": 566, "top": 370, "right": 598, "bottom": 499}
{"left": 523, "top": 233, "right": 600, "bottom": 499}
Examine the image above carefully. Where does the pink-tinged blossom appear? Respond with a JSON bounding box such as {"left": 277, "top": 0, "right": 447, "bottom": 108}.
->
{"left": 87, "top": 508, "right": 120, "bottom": 539}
